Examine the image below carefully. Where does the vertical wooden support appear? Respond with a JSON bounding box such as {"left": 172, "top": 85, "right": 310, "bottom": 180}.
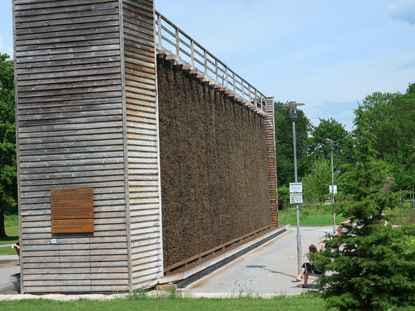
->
{"left": 121, "top": 0, "right": 163, "bottom": 291}
{"left": 265, "top": 97, "right": 279, "bottom": 227}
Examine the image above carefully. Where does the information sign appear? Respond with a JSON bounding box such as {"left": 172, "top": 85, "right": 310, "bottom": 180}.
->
{"left": 289, "top": 183, "right": 303, "bottom": 193}
{"left": 290, "top": 194, "right": 303, "bottom": 204}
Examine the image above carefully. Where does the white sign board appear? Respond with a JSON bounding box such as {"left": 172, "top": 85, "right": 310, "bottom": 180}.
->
{"left": 290, "top": 194, "right": 303, "bottom": 204}
{"left": 329, "top": 185, "right": 337, "bottom": 194}
{"left": 289, "top": 183, "right": 303, "bottom": 194}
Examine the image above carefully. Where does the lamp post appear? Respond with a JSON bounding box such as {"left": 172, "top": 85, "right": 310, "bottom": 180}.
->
{"left": 283, "top": 101, "right": 304, "bottom": 274}
{"left": 328, "top": 139, "right": 336, "bottom": 233}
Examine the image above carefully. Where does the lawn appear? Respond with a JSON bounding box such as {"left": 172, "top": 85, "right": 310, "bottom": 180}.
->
{"left": 388, "top": 205, "right": 415, "bottom": 225}
{"left": 0, "top": 294, "right": 335, "bottom": 311}
{"left": 0, "top": 214, "right": 19, "bottom": 246}
{"left": 0, "top": 245, "right": 17, "bottom": 255}
{"left": 279, "top": 205, "right": 347, "bottom": 226}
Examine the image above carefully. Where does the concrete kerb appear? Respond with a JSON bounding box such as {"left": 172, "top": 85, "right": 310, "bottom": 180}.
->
{"left": 0, "top": 255, "right": 19, "bottom": 261}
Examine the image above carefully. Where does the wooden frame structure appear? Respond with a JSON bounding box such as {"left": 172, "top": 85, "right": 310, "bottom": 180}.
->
{"left": 155, "top": 11, "right": 267, "bottom": 114}
{"left": 13, "top": 0, "right": 278, "bottom": 294}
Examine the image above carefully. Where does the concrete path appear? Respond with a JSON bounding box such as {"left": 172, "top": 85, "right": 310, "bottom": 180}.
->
{"left": 0, "top": 255, "right": 20, "bottom": 294}
{"left": 184, "top": 226, "right": 333, "bottom": 296}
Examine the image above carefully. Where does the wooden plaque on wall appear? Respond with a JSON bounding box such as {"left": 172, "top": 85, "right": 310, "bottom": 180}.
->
{"left": 51, "top": 188, "right": 94, "bottom": 233}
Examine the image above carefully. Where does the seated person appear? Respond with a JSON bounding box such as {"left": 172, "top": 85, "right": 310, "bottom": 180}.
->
{"left": 292, "top": 244, "right": 323, "bottom": 288}
{"left": 12, "top": 238, "right": 20, "bottom": 257}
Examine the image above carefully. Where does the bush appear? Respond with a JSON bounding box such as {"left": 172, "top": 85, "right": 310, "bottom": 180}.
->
{"left": 278, "top": 186, "right": 289, "bottom": 210}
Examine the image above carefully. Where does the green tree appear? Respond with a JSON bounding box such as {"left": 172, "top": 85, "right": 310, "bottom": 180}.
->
{"left": 274, "top": 102, "right": 311, "bottom": 187}
{"left": 359, "top": 88, "right": 415, "bottom": 190}
{"left": 0, "top": 53, "right": 17, "bottom": 238}
{"left": 316, "top": 106, "right": 415, "bottom": 311}
{"left": 302, "top": 158, "right": 331, "bottom": 204}
{"left": 308, "top": 118, "right": 353, "bottom": 168}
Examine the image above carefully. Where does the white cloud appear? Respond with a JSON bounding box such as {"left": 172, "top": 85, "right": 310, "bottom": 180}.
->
{"left": 390, "top": 0, "right": 415, "bottom": 25}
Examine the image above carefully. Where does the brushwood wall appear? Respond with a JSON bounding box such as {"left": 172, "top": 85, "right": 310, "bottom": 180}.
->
{"left": 157, "top": 58, "right": 271, "bottom": 268}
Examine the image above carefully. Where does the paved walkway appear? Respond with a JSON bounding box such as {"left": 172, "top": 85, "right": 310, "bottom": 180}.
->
{"left": 184, "top": 226, "right": 332, "bottom": 296}
{"left": 0, "top": 255, "right": 20, "bottom": 294}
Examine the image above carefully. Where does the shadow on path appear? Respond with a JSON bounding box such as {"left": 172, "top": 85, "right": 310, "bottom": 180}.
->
{"left": 246, "top": 265, "right": 296, "bottom": 278}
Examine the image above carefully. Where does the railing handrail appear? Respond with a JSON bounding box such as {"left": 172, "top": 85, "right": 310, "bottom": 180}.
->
{"left": 155, "top": 10, "right": 267, "bottom": 113}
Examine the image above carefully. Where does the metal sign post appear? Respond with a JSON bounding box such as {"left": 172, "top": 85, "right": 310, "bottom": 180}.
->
{"left": 283, "top": 101, "right": 305, "bottom": 275}
{"left": 328, "top": 139, "right": 336, "bottom": 233}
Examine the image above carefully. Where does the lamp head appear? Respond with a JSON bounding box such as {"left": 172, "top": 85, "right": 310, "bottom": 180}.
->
{"left": 282, "top": 101, "right": 305, "bottom": 121}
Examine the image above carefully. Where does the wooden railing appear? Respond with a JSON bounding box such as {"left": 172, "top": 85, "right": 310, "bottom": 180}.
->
{"left": 155, "top": 11, "right": 267, "bottom": 114}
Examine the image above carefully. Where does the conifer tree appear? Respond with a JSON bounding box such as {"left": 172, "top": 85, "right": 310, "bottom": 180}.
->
{"left": 316, "top": 106, "right": 415, "bottom": 311}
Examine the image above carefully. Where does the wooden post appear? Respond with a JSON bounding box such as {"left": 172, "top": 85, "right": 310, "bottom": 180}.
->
{"left": 232, "top": 72, "right": 236, "bottom": 93}
{"left": 215, "top": 59, "right": 219, "bottom": 83}
{"left": 265, "top": 97, "right": 279, "bottom": 227}
{"left": 157, "top": 12, "right": 162, "bottom": 49}
{"left": 204, "top": 50, "right": 208, "bottom": 74}
{"left": 225, "top": 67, "right": 229, "bottom": 89}
{"left": 191, "top": 40, "right": 195, "bottom": 69}
{"left": 175, "top": 27, "right": 180, "bottom": 59}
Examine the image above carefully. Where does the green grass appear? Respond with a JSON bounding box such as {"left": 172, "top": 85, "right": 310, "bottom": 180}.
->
{"left": 0, "top": 214, "right": 19, "bottom": 245}
{"left": 279, "top": 205, "right": 347, "bottom": 226}
{"left": 4, "top": 214, "right": 19, "bottom": 227}
{"left": 0, "top": 294, "right": 335, "bottom": 311}
{"left": 388, "top": 205, "right": 415, "bottom": 225}
{"left": 0, "top": 245, "right": 16, "bottom": 255}
{"left": 0, "top": 226, "right": 19, "bottom": 246}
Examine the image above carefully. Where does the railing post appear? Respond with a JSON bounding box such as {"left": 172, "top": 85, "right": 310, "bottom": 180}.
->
{"left": 241, "top": 79, "right": 245, "bottom": 101}
{"left": 157, "top": 13, "right": 162, "bottom": 49}
{"left": 225, "top": 67, "right": 229, "bottom": 89}
{"left": 204, "top": 50, "right": 208, "bottom": 74}
{"left": 254, "top": 89, "right": 258, "bottom": 108}
{"left": 191, "top": 40, "right": 195, "bottom": 69}
{"left": 232, "top": 72, "right": 236, "bottom": 93}
{"left": 175, "top": 27, "right": 180, "bottom": 59}
{"left": 215, "top": 59, "right": 218, "bottom": 83}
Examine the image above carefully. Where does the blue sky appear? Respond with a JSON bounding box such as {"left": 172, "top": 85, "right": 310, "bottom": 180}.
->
{"left": 1, "top": 0, "right": 415, "bottom": 131}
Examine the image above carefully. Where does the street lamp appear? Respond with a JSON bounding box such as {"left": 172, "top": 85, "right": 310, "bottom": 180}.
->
{"left": 283, "top": 101, "right": 304, "bottom": 274}
{"left": 328, "top": 139, "right": 336, "bottom": 233}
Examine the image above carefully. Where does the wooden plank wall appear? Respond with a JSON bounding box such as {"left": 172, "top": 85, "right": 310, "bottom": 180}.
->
{"left": 265, "top": 97, "right": 279, "bottom": 227}
{"left": 121, "top": 0, "right": 164, "bottom": 290}
{"left": 13, "top": 0, "right": 130, "bottom": 293}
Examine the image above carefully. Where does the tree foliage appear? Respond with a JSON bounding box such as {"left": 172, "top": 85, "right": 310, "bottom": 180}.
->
{"left": 274, "top": 102, "right": 311, "bottom": 187}
{"left": 315, "top": 106, "right": 415, "bottom": 311}
{"left": 302, "top": 158, "right": 331, "bottom": 204}
{"left": 358, "top": 89, "right": 415, "bottom": 190}
{"left": 308, "top": 118, "right": 353, "bottom": 169}
{"left": 0, "top": 53, "right": 17, "bottom": 237}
